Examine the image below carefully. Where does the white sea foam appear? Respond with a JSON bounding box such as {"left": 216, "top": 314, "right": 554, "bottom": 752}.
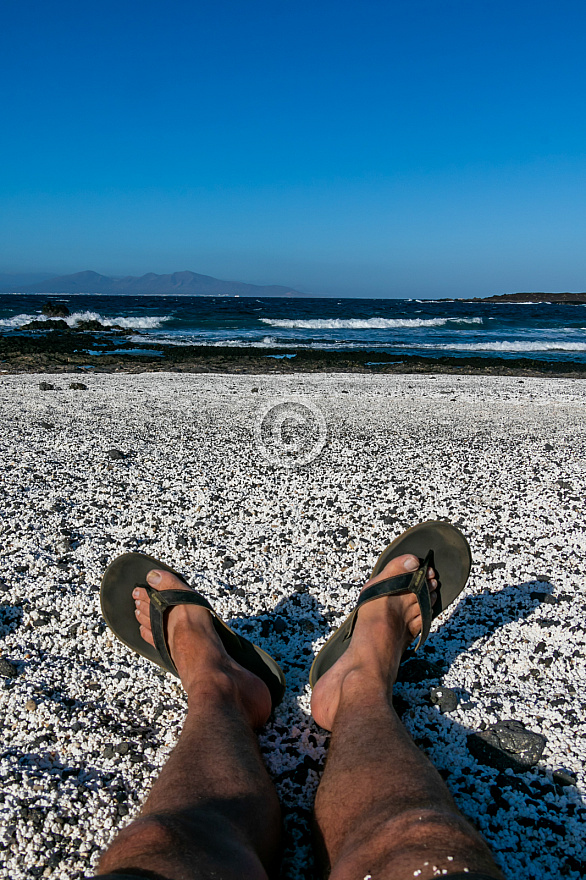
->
{"left": 108, "top": 314, "right": 170, "bottom": 329}
{"left": 0, "top": 311, "right": 170, "bottom": 330}
{"left": 0, "top": 313, "right": 37, "bottom": 328}
{"left": 415, "top": 340, "right": 586, "bottom": 352}
{"left": 212, "top": 335, "right": 281, "bottom": 348}
{"left": 65, "top": 310, "right": 170, "bottom": 330}
{"left": 259, "top": 317, "right": 483, "bottom": 330}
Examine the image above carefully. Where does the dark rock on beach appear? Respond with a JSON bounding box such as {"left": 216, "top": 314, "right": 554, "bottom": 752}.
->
{"left": 75, "top": 319, "right": 109, "bottom": 331}
{"left": 553, "top": 768, "right": 577, "bottom": 787}
{"left": 0, "top": 658, "right": 18, "bottom": 678}
{"left": 69, "top": 382, "right": 88, "bottom": 390}
{"left": 42, "top": 301, "right": 70, "bottom": 318}
{"left": 467, "top": 720, "right": 546, "bottom": 771}
{"left": 38, "top": 382, "right": 56, "bottom": 391}
{"left": 430, "top": 686, "right": 459, "bottom": 712}
{"left": 23, "top": 319, "right": 70, "bottom": 330}
{"left": 106, "top": 449, "right": 126, "bottom": 460}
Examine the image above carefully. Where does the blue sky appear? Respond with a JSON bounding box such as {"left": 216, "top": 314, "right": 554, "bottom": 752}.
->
{"left": 1, "top": 0, "right": 586, "bottom": 297}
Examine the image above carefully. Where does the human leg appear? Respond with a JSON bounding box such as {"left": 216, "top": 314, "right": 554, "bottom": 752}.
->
{"left": 311, "top": 554, "right": 504, "bottom": 880}
{"left": 98, "top": 569, "right": 281, "bottom": 880}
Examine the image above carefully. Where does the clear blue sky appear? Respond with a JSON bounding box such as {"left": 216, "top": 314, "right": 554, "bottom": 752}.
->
{"left": 1, "top": 0, "right": 586, "bottom": 297}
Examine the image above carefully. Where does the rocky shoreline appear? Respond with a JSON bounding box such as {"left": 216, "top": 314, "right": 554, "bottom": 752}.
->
{"left": 464, "top": 291, "right": 586, "bottom": 304}
{"left": 2, "top": 330, "right": 586, "bottom": 377}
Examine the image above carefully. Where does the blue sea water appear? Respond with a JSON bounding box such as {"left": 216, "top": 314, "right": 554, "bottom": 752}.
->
{"left": 1, "top": 293, "right": 586, "bottom": 364}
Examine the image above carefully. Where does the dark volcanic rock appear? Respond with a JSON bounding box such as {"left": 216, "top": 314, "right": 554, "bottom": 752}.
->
{"left": 430, "top": 686, "right": 459, "bottom": 712}
{"left": 530, "top": 591, "right": 556, "bottom": 603}
{"left": 553, "top": 768, "right": 577, "bottom": 787}
{"left": 38, "top": 382, "right": 56, "bottom": 391}
{"left": 467, "top": 720, "right": 546, "bottom": 771}
{"left": 42, "top": 301, "right": 70, "bottom": 318}
{"left": 0, "top": 658, "right": 18, "bottom": 678}
{"left": 68, "top": 382, "right": 88, "bottom": 390}
{"left": 466, "top": 291, "right": 586, "bottom": 304}
{"left": 23, "top": 319, "right": 70, "bottom": 330}
{"left": 3, "top": 332, "right": 586, "bottom": 377}
{"left": 76, "top": 319, "right": 107, "bottom": 331}
{"left": 106, "top": 449, "right": 126, "bottom": 460}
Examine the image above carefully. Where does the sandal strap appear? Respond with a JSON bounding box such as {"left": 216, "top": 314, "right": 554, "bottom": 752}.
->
{"left": 143, "top": 585, "right": 215, "bottom": 675}
{"left": 350, "top": 551, "right": 434, "bottom": 651}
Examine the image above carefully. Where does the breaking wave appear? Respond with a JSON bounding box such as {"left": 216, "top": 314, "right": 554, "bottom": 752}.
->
{"left": 0, "top": 313, "right": 37, "bottom": 328}
{"left": 0, "top": 310, "right": 170, "bottom": 330}
{"left": 259, "top": 317, "right": 483, "bottom": 330}
{"left": 416, "top": 341, "right": 586, "bottom": 353}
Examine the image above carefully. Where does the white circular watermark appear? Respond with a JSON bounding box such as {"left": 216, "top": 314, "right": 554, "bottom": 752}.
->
{"left": 254, "top": 397, "right": 327, "bottom": 468}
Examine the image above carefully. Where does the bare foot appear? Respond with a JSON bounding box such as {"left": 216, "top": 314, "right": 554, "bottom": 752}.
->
{"left": 311, "top": 554, "right": 437, "bottom": 731}
{"left": 133, "top": 570, "right": 272, "bottom": 728}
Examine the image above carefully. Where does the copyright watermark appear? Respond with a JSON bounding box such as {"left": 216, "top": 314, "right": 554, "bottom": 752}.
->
{"left": 254, "top": 397, "right": 327, "bottom": 468}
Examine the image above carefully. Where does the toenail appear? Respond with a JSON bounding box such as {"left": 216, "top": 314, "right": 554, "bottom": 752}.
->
{"left": 430, "top": 578, "right": 438, "bottom": 589}
{"left": 404, "top": 555, "right": 419, "bottom": 571}
{"left": 146, "top": 570, "right": 162, "bottom": 585}
{"left": 135, "top": 608, "right": 140, "bottom": 618}
{"left": 135, "top": 600, "right": 141, "bottom": 609}
{"left": 132, "top": 588, "right": 140, "bottom": 598}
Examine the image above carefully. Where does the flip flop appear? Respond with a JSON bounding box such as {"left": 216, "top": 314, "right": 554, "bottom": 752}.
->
{"left": 100, "top": 552, "right": 286, "bottom": 710}
{"left": 309, "top": 521, "right": 472, "bottom": 688}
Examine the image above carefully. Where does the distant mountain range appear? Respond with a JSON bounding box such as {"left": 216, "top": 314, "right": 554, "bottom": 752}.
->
{"left": 0, "top": 270, "right": 307, "bottom": 297}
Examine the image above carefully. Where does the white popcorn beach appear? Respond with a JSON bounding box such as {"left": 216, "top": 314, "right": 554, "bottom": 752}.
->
{"left": 0, "top": 371, "right": 584, "bottom": 880}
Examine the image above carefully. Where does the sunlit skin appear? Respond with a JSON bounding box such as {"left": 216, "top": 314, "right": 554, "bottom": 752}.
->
{"left": 99, "top": 554, "right": 503, "bottom": 880}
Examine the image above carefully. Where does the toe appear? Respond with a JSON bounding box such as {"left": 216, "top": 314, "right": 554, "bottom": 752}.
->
{"left": 134, "top": 602, "right": 151, "bottom": 627}
{"left": 366, "top": 552, "right": 420, "bottom": 587}
{"left": 146, "top": 569, "right": 189, "bottom": 591}
{"left": 139, "top": 624, "right": 155, "bottom": 648}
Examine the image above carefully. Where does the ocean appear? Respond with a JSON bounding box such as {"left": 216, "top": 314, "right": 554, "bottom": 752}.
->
{"left": 1, "top": 293, "right": 586, "bottom": 364}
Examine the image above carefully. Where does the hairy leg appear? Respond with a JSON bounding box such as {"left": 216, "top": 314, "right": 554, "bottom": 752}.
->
{"left": 98, "top": 569, "right": 281, "bottom": 880}
{"left": 311, "top": 554, "right": 504, "bottom": 880}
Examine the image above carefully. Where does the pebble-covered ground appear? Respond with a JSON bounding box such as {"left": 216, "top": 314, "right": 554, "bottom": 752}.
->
{"left": 0, "top": 371, "right": 585, "bottom": 880}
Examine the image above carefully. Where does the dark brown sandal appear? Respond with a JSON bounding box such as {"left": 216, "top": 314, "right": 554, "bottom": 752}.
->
{"left": 100, "top": 552, "right": 286, "bottom": 710}
{"left": 309, "top": 521, "right": 472, "bottom": 688}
